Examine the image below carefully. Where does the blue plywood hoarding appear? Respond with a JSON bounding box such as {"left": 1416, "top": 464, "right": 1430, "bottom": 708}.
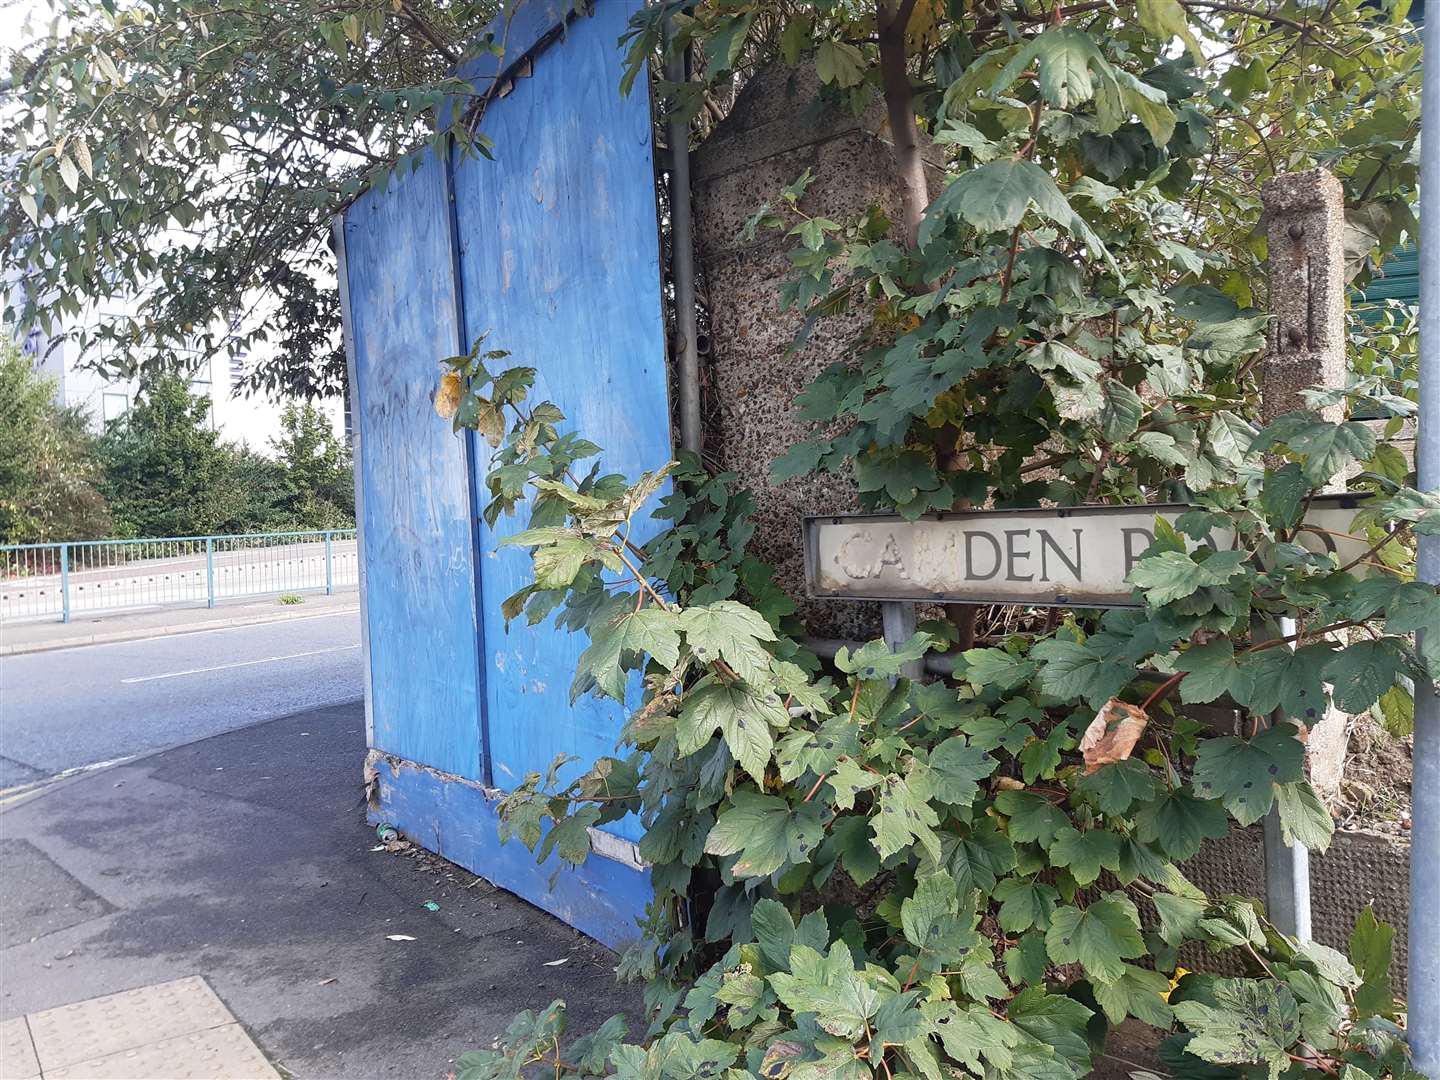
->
{"left": 337, "top": 0, "right": 666, "bottom": 947}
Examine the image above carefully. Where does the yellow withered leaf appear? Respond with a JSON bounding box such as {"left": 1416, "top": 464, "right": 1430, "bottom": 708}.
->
{"left": 434, "top": 371, "right": 462, "bottom": 420}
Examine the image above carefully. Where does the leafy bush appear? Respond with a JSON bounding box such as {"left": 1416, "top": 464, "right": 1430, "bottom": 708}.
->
{"left": 0, "top": 342, "right": 111, "bottom": 544}
{"left": 433, "top": 328, "right": 1432, "bottom": 1077}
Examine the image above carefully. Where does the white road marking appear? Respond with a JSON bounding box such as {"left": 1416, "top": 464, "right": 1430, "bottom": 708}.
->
{"left": 121, "top": 644, "right": 360, "bottom": 683}
{"left": 1, "top": 609, "right": 361, "bottom": 656}
{"left": 0, "top": 754, "right": 138, "bottom": 803}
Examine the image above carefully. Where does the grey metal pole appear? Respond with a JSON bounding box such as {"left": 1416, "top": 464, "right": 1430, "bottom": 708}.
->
{"left": 205, "top": 537, "right": 216, "bottom": 609}
{"left": 664, "top": 25, "right": 702, "bottom": 457}
{"left": 1408, "top": 9, "right": 1440, "bottom": 1069}
{"left": 59, "top": 543, "right": 70, "bottom": 624}
{"left": 1256, "top": 614, "right": 1311, "bottom": 940}
{"left": 324, "top": 530, "right": 335, "bottom": 595}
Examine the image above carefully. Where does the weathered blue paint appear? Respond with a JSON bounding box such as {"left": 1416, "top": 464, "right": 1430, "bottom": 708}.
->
{"left": 369, "top": 757, "right": 650, "bottom": 950}
{"left": 452, "top": 0, "right": 671, "bottom": 837}
{"left": 343, "top": 150, "right": 484, "bottom": 781}
{"left": 340, "top": 0, "right": 667, "bottom": 935}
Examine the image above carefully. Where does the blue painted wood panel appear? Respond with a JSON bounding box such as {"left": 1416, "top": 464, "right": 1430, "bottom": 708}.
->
{"left": 452, "top": 0, "right": 670, "bottom": 835}
{"left": 370, "top": 759, "right": 650, "bottom": 950}
{"left": 343, "top": 151, "right": 484, "bottom": 781}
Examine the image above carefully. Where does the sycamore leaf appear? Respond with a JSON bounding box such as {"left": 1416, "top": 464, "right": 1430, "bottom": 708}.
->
{"left": 677, "top": 680, "right": 789, "bottom": 782}
{"left": 768, "top": 943, "right": 878, "bottom": 1039}
{"left": 679, "top": 601, "right": 777, "bottom": 686}
{"left": 1171, "top": 979, "right": 1301, "bottom": 1079}
{"left": 1324, "top": 639, "right": 1407, "bottom": 713}
{"left": 921, "top": 158, "right": 1106, "bottom": 256}
{"left": 1128, "top": 548, "right": 1248, "bottom": 605}
{"left": 994, "top": 878, "right": 1060, "bottom": 932}
{"left": 1078, "top": 699, "right": 1148, "bottom": 774}
{"left": 1252, "top": 413, "right": 1377, "bottom": 486}
{"left": 872, "top": 762, "right": 942, "bottom": 861}
{"left": 1243, "top": 642, "right": 1334, "bottom": 722}
{"left": 705, "top": 791, "right": 824, "bottom": 878}
{"left": 1177, "top": 639, "right": 1254, "bottom": 706}
{"left": 1093, "top": 964, "right": 1174, "bottom": 1027}
{"left": 928, "top": 735, "right": 998, "bottom": 805}
{"left": 1031, "top": 638, "right": 1135, "bottom": 709}
{"left": 994, "top": 789, "right": 1069, "bottom": 846}
{"left": 1192, "top": 726, "right": 1305, "bottom": 825}
{"left": 1045, "top": 898, "right": 1144, "bottom": 984}
{"left": 1047, "top": 826, "right": 1122, "bottom": 886}
{"left": 1152, "top": 891, "right": 1208, "bottom": 946}
{"left": 1275, "top": 779, "right": 1335, "bottom": 853}
{"left": 815, "top": 39, "right": 866, "bottom": 88}
{"left": 1134, "top": 786, "right": 1230, "bottom": 860}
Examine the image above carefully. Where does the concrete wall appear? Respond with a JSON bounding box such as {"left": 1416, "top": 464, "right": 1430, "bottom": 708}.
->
{"left": 691, "top": 65, "right": 938, "bottom": 636}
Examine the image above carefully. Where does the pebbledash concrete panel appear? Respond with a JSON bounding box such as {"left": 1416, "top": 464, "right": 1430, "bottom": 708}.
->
{"left": 24, "top": 976, "right": 258, "bottom": 1076}
{"left": 0, "top": 1018, "right": 39, "bottom": 1080}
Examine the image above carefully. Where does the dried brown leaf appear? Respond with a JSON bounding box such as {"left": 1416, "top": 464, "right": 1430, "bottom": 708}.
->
{"left": 434, "top": 371, "right": 462, "bottom": 419}
{"left": 1079, "top": 698, "right": 1149, "bottom": 775}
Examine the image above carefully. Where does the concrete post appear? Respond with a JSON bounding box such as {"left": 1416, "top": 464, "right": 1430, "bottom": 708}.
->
{"left": 1255, "top": 168, "right": 1354, "bottom": 939}
{"left": 1259, "top": 169, "right": 1350, "bottom": 806}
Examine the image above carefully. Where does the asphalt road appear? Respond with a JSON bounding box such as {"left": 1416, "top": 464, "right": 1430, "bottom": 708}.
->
{"left": 0, "top": 611, "right": 363, "bottom": 789}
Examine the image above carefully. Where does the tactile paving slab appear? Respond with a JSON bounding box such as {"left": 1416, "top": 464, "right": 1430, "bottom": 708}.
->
{"left": 46, "top": 1024, "right": 279, "bottom": 1080}
{"left": 26, "top": 976, "right": 235, "bottom": 1073}
{"left": 0, "top": 1017, "right": 40, "bottom": 1080}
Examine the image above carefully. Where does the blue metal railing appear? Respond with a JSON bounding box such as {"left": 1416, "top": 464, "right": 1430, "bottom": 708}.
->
{"left": 0, "top": 530, "right": 359, "bottom": 623}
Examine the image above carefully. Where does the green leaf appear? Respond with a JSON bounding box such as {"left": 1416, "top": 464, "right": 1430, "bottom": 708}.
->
{"left": 1047, "top": 826, "right": 1123, "bottom": 886}
{"left": 1261, "top": 463, "right": 1309, "bottom": 528}
{"left": 749, "top": 898, "right": 796, "bottom": 971}
{"left": 928, "top": 736, "right": 998, "bottom": 806}
{"left": 815, "top": 40, "right": 866, "bottom": 88}
{"left": 704, "top": 791, "right": 824, "bottom": 878}
{"left": 1152, "top": 891, "right": 1207, "bottom": 946}
{"left": 994, "top": 878, "right": 1059, "bottom": 932}
{"left": 921, "top": 158, "right": 1105, "bottom": 255}
{"left": 768, "top": 942, "right": 879, "bottom": 1039}
{"left": 994, "top": 789, "right": 1070, "bottom": 846}
{"left": 1007, "top": 987, "right": 1096, "bottom": 1071}
{"left": 1349, "top": 906, "right": 1396, "bottom": 1019}
{"left": 1128, "top": 549, "right": 1248, "bottom": 605}
{"left": 1192, "top": 726, "right": 1305, "bottom": 825}
{"left": 1076, "top": 758, "right": 1157, "bottom": 816}
{"left": 1243, "top": 644, "right": 1335, "bottom": 723}
{"left": 678, "top": 600, "right": 777, "bottom": 686}
{"left": 1177, "top": 639, "right": 1254, "bottom": 706}
{"left": 1092, "top": 964, "right": 1174, "bottom": 1026}
{"left": 1324, "top": 640, "right": 1407, "bottom": 713}
{"left": 1134, "top": 786, "right": 1230, "bottom": 860}
{"left": 827, "top": 757, "right": 883, "bottom": 810}
{"left": 959, "top": 648, "right": 1038, "bottom": 691}
{"left": 1171, "top": 979, "right": 1301, "bottom": 1079}
{"left": 1252, "top": 413, "right": 1378, "bottom": 486}
{"left": 1045, "top": 898, "right": 1145, "bottom": 984}
{"left": 677, "top": 680, "right": 788, "bottom": 783}
{"left": 1274, "top": 780, "right": 1335, "bottom": 853}
{"left": 872, "top": 762, "right": 943, "bottom": 861}
{"left": 1031, "top": 638, "right": 1135, "bottom": 709}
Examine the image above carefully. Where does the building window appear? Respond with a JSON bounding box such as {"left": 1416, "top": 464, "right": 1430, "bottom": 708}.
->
{"left": 102, "top": 392, "right": 129, "bottom": 423}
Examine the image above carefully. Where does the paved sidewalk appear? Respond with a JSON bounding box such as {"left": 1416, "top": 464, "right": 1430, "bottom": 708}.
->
{"left": 1, "top": 976, "right": 278, "bottom": 1079}
{"left": 0, "top": 701, "right": 637, "bottom": 1078}
{"left": 0, "top": 592, "right": 359, "bottom": 656}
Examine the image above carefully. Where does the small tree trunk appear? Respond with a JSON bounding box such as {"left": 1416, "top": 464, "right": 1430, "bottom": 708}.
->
{"left": 877, "top": 0, "right": 977, "bottom": 649}
{"left": 877, "top": 0, "right": 929, "bottom": 248}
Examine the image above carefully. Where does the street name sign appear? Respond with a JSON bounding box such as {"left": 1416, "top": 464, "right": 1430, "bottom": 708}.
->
{"left": 803, "top": 495, "right": 1375, "bottom": 609}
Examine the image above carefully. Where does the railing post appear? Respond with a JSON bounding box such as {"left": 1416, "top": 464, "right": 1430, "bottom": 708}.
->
{"left": 60, "top": 543, "right": 71, "bottom": 624}
{"left": 324, "top": 531, "right": 334, "bottom": 595}
{"left": 205, "top": 537, "right": 216, "bottom": 608}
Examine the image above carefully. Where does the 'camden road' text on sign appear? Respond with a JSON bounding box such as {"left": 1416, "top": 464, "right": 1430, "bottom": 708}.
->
{"left": 803, "top": 496, "right": 1375, "bottom": 608}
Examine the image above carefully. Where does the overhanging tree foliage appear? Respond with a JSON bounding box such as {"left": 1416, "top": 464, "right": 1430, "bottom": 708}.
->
{"left": 1, "top": 0, "right": 506, "bottom": 396}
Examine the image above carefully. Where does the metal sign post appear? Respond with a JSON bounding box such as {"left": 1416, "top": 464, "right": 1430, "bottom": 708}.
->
{"left": 1407, "top": 8, "right": 1439, "bottom": 1070}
